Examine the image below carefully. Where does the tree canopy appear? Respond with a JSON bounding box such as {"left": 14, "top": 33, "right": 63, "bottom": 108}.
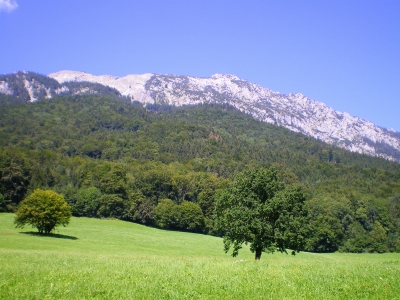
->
{"left": 215, "top": 168, "right": 308, "bottom": 259}
{"left": 0, "top": 94, "right": 400, "bottom": 251}
{"left": 14, "top": 189, "right": 71, "bottom": 234}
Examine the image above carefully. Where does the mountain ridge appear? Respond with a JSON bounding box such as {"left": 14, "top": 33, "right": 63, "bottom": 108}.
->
{"left": 49, "top": 70, "right": 400, "bottom": 162}
{"left": 0, "top": 70, "right": 399, "bottom": 162}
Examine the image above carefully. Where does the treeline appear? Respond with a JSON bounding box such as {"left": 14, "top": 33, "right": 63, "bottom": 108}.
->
{"left": 0, "top": 149, "right": 225, "bottom": 234}
{"left": 1, "top": 94, "right": 400, "bottom": 252}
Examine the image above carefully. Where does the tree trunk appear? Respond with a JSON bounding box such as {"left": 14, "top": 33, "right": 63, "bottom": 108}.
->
{"left": 255, "top": 248, "right": 262, "bottom": 260}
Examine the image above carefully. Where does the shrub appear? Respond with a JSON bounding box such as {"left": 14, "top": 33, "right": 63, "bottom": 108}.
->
{"left": 154, "top": 199, "right": 180, "bottom": 229}
{"left": 178, "top": 201, "right": 204, "bottom": 232}
{"left": 97, "top": 194, "right": 124, "bottom": 219}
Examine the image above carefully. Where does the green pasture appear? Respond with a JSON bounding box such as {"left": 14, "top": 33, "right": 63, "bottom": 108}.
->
{"left": 1, "top": 213, "right": 400, "bottom": 299}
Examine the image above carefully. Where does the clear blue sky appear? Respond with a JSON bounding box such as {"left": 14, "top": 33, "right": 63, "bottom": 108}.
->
{"left": 1, "top": 0, "right": 399, "bottom": 131}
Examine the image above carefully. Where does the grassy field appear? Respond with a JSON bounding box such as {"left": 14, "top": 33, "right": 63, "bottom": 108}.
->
{"left": 1, "top": 213, "right": 400, "bottom": 299}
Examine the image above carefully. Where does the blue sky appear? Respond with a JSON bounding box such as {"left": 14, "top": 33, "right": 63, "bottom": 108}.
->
{"left": 1, "top": 0, "right": 399, "bottom": 131}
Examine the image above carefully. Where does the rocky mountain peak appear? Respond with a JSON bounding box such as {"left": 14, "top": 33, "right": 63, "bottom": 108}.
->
{"left": 211, "top": 74, "right": 241, "bottom": 80}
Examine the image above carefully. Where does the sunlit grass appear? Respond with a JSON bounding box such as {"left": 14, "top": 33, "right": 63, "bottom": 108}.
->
{"left": 1, "top": 213, "right": 400, "bottom": 299}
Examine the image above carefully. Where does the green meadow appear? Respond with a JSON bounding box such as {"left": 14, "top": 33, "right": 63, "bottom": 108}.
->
{"left": 1, "top": 213, "right": 400, "bottom": 299}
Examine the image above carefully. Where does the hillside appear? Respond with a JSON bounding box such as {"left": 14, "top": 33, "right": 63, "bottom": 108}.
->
{"left": 1, "top": 71, "right": 399, "bottom": 161}
{"left": 0, "top": 213, "right": 225, "bottom": 257}
{"left": 50, "top": 70, "right": 400, "bottom": 161}
{"left": 1, "top": 94, "right": 400, "bottom": 253}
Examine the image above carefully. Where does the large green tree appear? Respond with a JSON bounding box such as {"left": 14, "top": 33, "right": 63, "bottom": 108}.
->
{"left": 215, "top": 168, "right": 308, "bottom": 260}
{"left": 14, "top": 189, "right": 71, "bottom": 234}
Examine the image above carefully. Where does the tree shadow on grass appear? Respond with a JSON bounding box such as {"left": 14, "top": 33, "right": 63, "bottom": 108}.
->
{"left": 19, "top": 232, "right": 78, "bottom": 240}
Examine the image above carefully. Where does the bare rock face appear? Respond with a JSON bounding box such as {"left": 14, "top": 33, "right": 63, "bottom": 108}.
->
{"left": 49, "top": 70, "right": 153, "bottom": 103}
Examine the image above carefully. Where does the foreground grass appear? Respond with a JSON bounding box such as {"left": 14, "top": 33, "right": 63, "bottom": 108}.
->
{"left": 1, "top": 213, "right": 400, "bottom": 299}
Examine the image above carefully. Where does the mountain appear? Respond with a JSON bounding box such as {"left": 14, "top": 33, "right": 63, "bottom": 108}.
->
{"left": 1, "top": 70, "right": 399, "bottom": 162}
{"left": 48, "top": 70, "right": 400, "bottom": 162}
{"left": 0, "top": 71, "right": 122, "bottom": 103}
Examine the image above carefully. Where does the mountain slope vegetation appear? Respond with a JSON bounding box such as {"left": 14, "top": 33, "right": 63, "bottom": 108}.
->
{"left": 0, "top": 93, "right": 400, "bottom": 252}
{"left": 50, "top": 70, "right": 400, "bottom": 161}
{"left": 2, "top": 70, "right": 399, "bottom": 161}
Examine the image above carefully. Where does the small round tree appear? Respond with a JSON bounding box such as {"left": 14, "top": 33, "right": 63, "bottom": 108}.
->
{"left": 14, "top": 189, "right": 71, "bottom": 234}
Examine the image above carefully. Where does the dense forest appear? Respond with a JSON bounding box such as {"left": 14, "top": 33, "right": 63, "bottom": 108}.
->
{"left": 1, "top": 93, "right": 400, "bottom": 253}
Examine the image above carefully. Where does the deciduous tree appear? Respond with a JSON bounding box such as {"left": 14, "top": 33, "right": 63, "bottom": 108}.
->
{"left": 216, "top": 167, "right": 308, "bottom": 260}
{"left": 14, "top": 189, "right": 71, "bottom": 234}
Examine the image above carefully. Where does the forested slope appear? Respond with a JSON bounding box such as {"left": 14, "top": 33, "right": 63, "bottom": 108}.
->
{"left": 1, "top": 94, "right": 399, "bottom": 252}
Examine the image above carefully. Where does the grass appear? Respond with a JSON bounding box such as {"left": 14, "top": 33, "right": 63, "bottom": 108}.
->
{"left": 1, "top": 213, "right": 400, "bottom": 299}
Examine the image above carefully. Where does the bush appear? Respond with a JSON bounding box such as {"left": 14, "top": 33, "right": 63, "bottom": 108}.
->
{"left": 154, "top": 199, "right": 180, "bottom": 229}
{"left": 154, "top": 199, "right": 205, "bottom": 232}
{"left": 14, "top": 189, "right": 71, "bottom": 234}
{"left": 97, "top": 194, "right": 124, "bottom": 219}
{"left": 178, "top": 201, "right": 204, "bottom": 232}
